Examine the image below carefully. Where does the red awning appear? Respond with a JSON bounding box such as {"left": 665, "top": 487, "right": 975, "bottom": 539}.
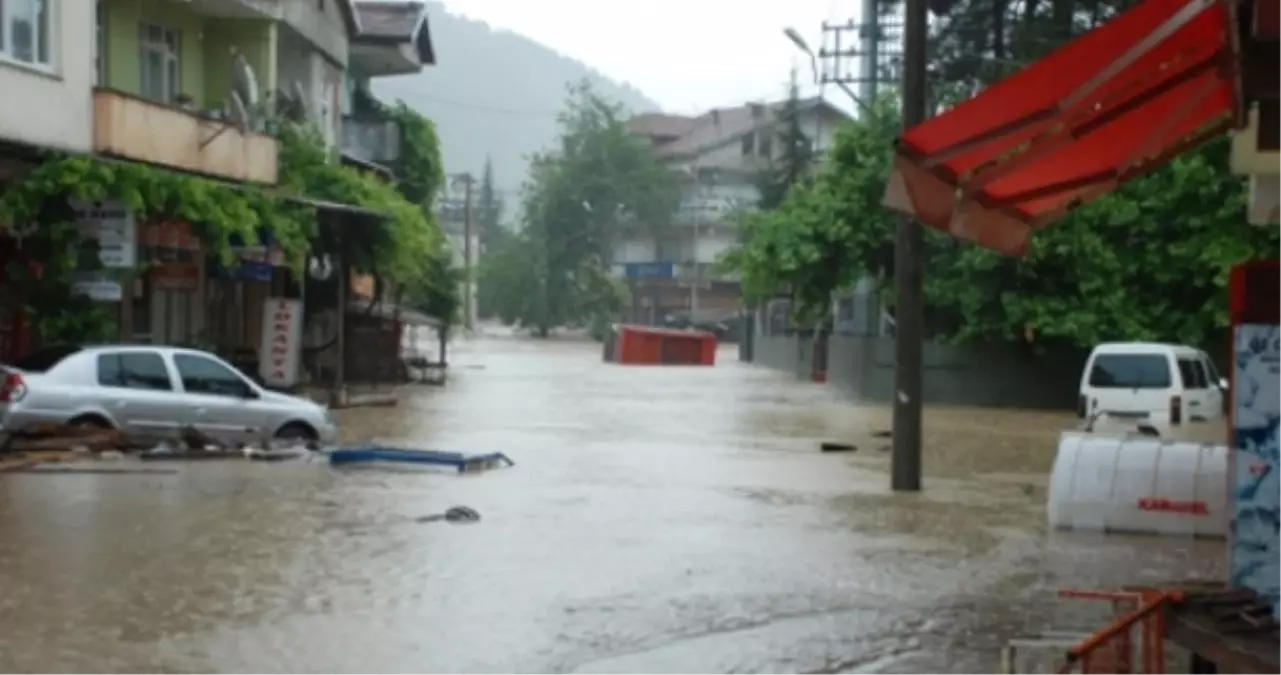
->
{"left": 882, "top": 0, "right": 1241, "bottom": 256}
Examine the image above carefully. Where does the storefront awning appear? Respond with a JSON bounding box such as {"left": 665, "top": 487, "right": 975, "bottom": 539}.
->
{"left": 882, "top": 0, "right": 1241, "bottom": 256}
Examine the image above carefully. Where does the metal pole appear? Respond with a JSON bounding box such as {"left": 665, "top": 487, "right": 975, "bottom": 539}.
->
{"left": 690, "top": 164, "right": 701, "bottom": 315}
{"left": 461, "top": 173, "right": 474, "bottom": 334}
{"left": 859, "top": 0, "right": 880, "bottom": 106}
{"left": 891, "top": 0, "right": 928, "bottom": 492}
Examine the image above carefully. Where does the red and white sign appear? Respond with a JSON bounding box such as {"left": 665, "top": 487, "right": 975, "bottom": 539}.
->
{"left": 1136, "top": 498, "right": 1209, "bottom": 516}
{"left": 258, "top": 298, "right": 303, "bottom": 388}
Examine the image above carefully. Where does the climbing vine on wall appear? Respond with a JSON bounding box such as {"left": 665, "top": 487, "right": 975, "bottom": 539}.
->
{"left": 0, "top": 155, "right": 314, "bottom": 344}
{"left": 275, "top": 124, "right": 445, "bottom": 286}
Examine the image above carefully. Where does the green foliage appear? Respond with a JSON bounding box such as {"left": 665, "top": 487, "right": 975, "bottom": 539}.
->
{"left": 276, "top": 124, "right": 446, "bottom": 292}
{"left": 389, "top": 102, "right": 446, "bottom": 208}
{"left": 725, "top": 0, "right": 1277, "bottom": 347}
{"left": 755, "top": 69, "right": 816, "bottom": 211}
{"left": 724, "top": 100, "right": 1278, "bottom": 348}
{"left": 478, "top": 80, "right": 676, "bottom": 335}
{"left": 402, "top": 246, "right": 463, "bottom": 329}
{"left": 0, "top": 155, "right": 312, "bottom": 344}
{"left": 476, "top": 156, "right": 506, "bottom": 254}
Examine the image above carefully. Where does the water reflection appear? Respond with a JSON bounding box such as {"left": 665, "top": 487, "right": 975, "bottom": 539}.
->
{"left": 0, "top": 336, "right": 1222, "bottom": 673}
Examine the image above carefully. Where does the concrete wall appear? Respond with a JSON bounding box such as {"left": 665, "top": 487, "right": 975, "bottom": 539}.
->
{"left": 825, "top": 336, "right": 1087, "bottom": 410}
{"left": 0, "top": 0, "right": 94, "bottom": 153}
{"left": 749, "top": 299, "right": 1087, "bottom": 410}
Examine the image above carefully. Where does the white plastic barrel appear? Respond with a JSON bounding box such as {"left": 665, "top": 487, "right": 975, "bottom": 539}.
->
{"left": 1046, "top": 431, "right": 1228, "bottom": 538}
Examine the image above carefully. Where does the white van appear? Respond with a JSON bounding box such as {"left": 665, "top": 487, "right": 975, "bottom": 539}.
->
{"left": 1078, "top": 342, "right": 1227, "bottom": 426}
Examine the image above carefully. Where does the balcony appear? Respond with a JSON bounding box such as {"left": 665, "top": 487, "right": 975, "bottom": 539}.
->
{"left": 92, "top": 88, "right": 278, "bottom": 185}
{"left": 341, "top": 116, "right": 401, "bottom": 165}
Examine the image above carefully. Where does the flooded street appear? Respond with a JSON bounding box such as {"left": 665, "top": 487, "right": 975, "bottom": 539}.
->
{"left": 0, "top": 335, "right": 1225, "bottom": 673}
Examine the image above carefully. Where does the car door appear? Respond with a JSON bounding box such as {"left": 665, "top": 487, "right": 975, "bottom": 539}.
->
{"left": 94, "top": 350, "right": 186, "bottom": 443}
{"left": 1199, "top": 352, "right": 1226, "bottom": 419}
{"left": 1175, "top": 355, "right": 1214, "bottom": 421}
{"left": 171, "top": 352, "right": 267, "bottom": 447}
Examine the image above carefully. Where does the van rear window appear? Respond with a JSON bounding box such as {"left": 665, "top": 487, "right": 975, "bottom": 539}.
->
{"left": 1088, "top": 354, "right": 1172, "bottom": 389}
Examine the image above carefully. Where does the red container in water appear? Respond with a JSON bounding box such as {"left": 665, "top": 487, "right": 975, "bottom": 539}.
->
{"left": 603, "top": 325, "right": 717, "bottom": 366}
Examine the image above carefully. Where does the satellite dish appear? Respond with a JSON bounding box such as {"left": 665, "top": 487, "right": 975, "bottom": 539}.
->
{"left": 226, "top": 90, "right": 250, "bottom": 133}
{"left": 232, "top": 51, "right": 259, "bottom": 110}
{"left": 308, "top": 254, "right": 334, "bottom": 280}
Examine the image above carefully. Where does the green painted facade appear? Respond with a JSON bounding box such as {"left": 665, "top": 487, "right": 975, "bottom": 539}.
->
{"left": 99, "top": 0, "right": 276, "bottom": 110}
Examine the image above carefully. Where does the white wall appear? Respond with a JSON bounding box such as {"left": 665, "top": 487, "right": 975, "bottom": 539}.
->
{"left": 694, "top": 232, "right": 736, "bottom": 264}
{"left": 0, "top": 0, "right": 95, "bottom": 153}
{"left": 276, "top": 27, "right": 342, "bottom": 149}
{"left": 242, "top": 0, "right": 349, "bottom": 67}
{"left": 612, "top": 237, "right": 656, "bottom": 264}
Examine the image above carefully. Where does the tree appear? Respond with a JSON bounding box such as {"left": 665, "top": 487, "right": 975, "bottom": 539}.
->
{"left": 723, "top": 1, "right": 1280, "bottom": 349}
{"left": 476, "top": 80, "right": 677, "bottom": 336}
{"left": 476, "top": 156, "right": 506, "bottom": 254}
{"left": 755, "top": 68, "right": 816, "bottom": 211}
{"left": 724, "top": 98, "right": 1279, "bottom": 349}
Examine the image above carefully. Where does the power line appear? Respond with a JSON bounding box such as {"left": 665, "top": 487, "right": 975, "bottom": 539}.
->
{"left": 411, "top": 93, "right": 563, "bottom": 117}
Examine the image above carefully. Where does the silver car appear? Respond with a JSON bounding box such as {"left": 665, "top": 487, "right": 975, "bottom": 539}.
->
{"left": 0, "top": 345, "right": 338, "bottom": 448}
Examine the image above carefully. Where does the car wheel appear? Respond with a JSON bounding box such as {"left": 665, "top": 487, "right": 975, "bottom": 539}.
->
{"left": 67, "top": 414, "right": 113, "bottom": 430}
{"left": 274, "top": 423, "right": 317, "bottom": 443}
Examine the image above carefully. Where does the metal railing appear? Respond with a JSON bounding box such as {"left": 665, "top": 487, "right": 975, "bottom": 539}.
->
{"left": 1001, "top": 589, "right": 1181, "bottom": 675}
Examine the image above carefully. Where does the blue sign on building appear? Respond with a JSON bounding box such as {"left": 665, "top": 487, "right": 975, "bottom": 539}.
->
{"left": 623, "top": 262, "right": 675, "bottom": 279}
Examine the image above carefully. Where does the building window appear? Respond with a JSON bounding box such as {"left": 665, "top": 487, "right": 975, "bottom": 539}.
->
{"left": 756, "top": 133, "right": 773, "bottom": 158}
{"left": 0, "top": 0, "right": 52, "bottom": 67}
{"left": 740, "top": 133, "right": 753, "bottom": 156}
{"left": 138, "top": 21, "right": 180, "bottom": 104}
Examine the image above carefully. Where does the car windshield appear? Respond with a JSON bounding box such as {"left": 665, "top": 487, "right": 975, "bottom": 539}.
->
{"left": 5, "top": 345, "right": 83, "bottom": 373}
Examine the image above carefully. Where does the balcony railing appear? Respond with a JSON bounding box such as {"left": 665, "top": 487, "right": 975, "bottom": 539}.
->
{"left": 342, "top": 116, "right": 401, "bottom": 165}
{"left": 91, "top": 88, "right": 278, "bottom": 185}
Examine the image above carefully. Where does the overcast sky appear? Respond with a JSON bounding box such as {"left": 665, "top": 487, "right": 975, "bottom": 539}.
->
{"left": 439, "top": 0, "right": 866, "bottom": 115}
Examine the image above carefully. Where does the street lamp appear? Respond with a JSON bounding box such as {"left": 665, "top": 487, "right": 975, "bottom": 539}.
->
{"left": 781, "top": 26, "right": 879, "bottom": 119}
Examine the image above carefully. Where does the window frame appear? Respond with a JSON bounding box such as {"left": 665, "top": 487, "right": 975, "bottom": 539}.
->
{"left": 0, "top": 0, "right": 55, "bottom": 71}
{"left": 172, "top": 352, "right": 255, "bottom": 399}
{"left": 96, "top": 351, "right": 175, "bottom": 391}
{"left": 1087, "top": 353, "right": 1173, "bottom": 390}
{"left": 137, "top": 20, "right": 180, "bottom": 104}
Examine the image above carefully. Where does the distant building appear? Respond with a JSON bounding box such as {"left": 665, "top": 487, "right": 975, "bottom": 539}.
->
{"left": 621, "top": 98, "right": 850, "bottom": 325}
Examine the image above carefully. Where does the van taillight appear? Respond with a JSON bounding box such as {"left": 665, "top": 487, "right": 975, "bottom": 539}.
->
{"left": 0, "top": 372, "right": 26, "bottom": 403}
{"left": 1170, "top": 395, "right": 1182, "bottom": 425}
{"left": 1076, "top": 395, "right": 1087, "bottom": 418}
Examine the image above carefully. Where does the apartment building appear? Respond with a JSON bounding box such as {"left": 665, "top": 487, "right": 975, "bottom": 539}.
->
{"left": 621, "top": 98, "right": 850, "bottom": 325}
{"left": 0, "top": 0, "right": 95, "bottom": 159}
{"left": 0, "top": 0, "right": 436, "bottom": 373}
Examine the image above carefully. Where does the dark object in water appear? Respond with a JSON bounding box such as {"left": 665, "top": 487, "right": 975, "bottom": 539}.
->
{"left": 820, "top": 442, "right": 857, "bottom": 453}
{"left": 416, "top": 505, "right": 481, "bottom": 524}
{"left": 328, "top": 445, "right": 514, "bottom": 473}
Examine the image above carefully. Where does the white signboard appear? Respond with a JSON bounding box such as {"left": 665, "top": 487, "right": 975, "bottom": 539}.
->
{"left": 70, "top": 199, "right": 136, "bottom": 268}
{"left": 259, "top": 298, "right": 304, "bottom": 388}
{"left": 70, "top": 271, "right": 123, "bottom": 301}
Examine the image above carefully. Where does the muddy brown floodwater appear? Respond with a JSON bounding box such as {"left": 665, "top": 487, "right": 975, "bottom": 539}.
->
{"left": 0, "top": 335, "right": 1226, "bottom": 673}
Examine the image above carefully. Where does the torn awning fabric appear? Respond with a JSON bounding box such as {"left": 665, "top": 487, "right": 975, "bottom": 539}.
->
{"left": 881, "top": 0, "right": 1241, "bottom": 256}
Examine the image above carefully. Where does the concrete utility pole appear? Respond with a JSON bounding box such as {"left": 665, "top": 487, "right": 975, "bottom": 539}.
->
{"left": 891, "top": 0, "right": 929, "bottom": 492}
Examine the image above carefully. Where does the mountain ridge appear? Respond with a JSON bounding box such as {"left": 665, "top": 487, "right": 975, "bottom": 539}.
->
{"left": 372, "top": 2, "right": 662, "bottom": 201}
